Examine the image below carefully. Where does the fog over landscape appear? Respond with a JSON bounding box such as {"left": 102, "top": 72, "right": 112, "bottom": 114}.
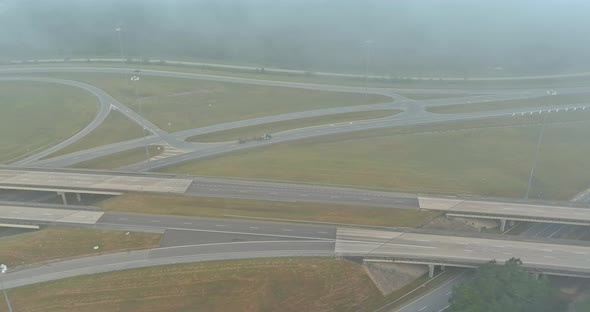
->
{"left": 1, "top": 0, "right": 589, "bottom": 76}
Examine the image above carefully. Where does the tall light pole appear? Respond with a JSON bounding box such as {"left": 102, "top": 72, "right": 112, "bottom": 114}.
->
{"left": 363, "top": 40, "right": 373, "bottom": 98}
{"left": 524, "top": 112, "right": 549, "bottom": 200}
{"left": 130, "top": 74, "right": 151, "bottom": 167}
{"left": 0, "top": 264, "right": 13, "bottom": 312}
{"left": 115, "top": 27, "right": 125, "bottom": 62}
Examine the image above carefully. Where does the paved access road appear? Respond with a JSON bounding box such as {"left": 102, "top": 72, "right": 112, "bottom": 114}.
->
{"left": 2, "top": 240, "right": 334, "bottom": 289}
{"left": 5, "top": 66, "right": 590, "bottom": 170}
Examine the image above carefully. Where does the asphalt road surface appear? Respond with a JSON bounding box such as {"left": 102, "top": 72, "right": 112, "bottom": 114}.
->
{"left": 5, "top": 66, "right": 590, "bottom": 171}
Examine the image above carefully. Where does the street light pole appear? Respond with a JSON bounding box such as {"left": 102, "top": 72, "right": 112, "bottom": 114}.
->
{"left": 115, "top": 27, "right": 125, "bottom": 62}
{"left": 131, "top": 74, "right": 151, "bottom": 167}
{"left": 0, "top": 264, "right": 13, "bottom": 312}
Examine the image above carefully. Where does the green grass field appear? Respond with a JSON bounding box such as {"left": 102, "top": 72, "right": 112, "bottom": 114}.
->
{"left": 12, "top": 72, "right": 392, "bottom": 132}
{"left": 71, "top": 145, "right": 163, "bottom": 169}
{"left": 98, "top": 193, "right": 438, "bottom": 227}
{"left": 4, "top": 258, "right": 381, "bottom": 312}
{"left": 0, "top": 227, "right": 161, "bottom": 267}
{"left": 46, "top": 110, "right": 146, "bottom": 158}
{"left": 187, "top": 110, "right": 399, "bottom": 142}
{"left": 428, "top": 93, "right": 590, "bottom": 114}
{"left": 0, "top": 80, "right": 97, "bottom": 163}
{"left": 160, "top": 112, "right": 590, "bottom": 200}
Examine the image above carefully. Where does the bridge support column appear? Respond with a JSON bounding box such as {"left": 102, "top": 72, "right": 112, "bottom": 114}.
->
{"left": 76, "top": 193, "right": 82, "bottom": 202}
{"left": 441, "top": 265, "right": 446, "bottom": 271}
{"left": 428, "top": 264, "right": 435, "bottom": 278}
{"left": 58, "top": 192, "right": 67, "bottom": 205}
{"left": 500, "top": 219, "right": 507, "bottom": 232}
{"left": 532, "top": 273, "right": 540, "bottom": 280}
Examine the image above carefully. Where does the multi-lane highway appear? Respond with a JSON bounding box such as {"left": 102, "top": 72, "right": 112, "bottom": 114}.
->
{"left": 3, "top": 65, "right": 590, "bottom": 310}
{"left": 4, "top": 211, "right": 590, "bottom": 292}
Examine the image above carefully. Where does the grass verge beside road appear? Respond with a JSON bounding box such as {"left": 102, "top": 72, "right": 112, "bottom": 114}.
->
{"left": 0, "top": 80, "right": 97, "bottom": 163}
{"left": 45, "top": 110, "right": 145, "bottom": 158}
{"left": 98, "top": 193, "right": 439, "bottom": 227}
{"left": 187, "top": 109, "right": 399, "bottom": 142}
{"left": 0, "top": 226, "right": 161, "bottom": 267}
{"left": 160, "top": 112, "right": 590, "bottom": 200}
{"left": 400, "top": 93, "right": 466, "bottom": 100}
{"left": 5, "top": 258, "right": 381, "bottom": 312}
{"left": 428, "top": 93, "right": 590, "bottom": 114}
{"left": 71, "top": 145, "right": 163, "bottom": 169}
{"left": 16, "top": 73, "right": 392, "bottom": 132}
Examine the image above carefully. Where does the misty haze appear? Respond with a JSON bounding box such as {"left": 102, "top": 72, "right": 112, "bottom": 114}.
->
{"left": 0, "top": 1, "right": 589, "bottom": 311}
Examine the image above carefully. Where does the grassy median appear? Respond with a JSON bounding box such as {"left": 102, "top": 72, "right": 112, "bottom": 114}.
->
{"left": 187, "top": 110, "right": 399, "bottom": 142}
{"left": 4, "top": 258, "right": 381, "bottom": 312}
{"left": 98, "top": 193, "right": 439, "bottom": 227}
{"left": 0, "top": 226, "right": 161, "bottom": 267}
{"left": 46, "top": 110, "right": 146, "bottom": 158}
{"left": 160, "top": 112, "right": 590, "bottom": 200}
{"left": 0, "top": 80, "right": 97, "bottom": 163}
{"left": 71, "top": 145, "right": 163, "bottom": 169}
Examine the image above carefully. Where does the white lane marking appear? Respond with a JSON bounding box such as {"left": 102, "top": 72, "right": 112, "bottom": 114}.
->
{"left": 543, "top": 255, "right": 556, "bottom": 259}
{"left": 571, "top": 251, "right": 588, "bottom": 255}
{"left": 418, "top": 306, "right": 428, "bottom": 311}
{"left": 150, "top": 220, "right": 160, "bottom": 223}
{"left": 439, "top": 305, "right": 450, "bottom": 312}
{"left": 317, "top": 231, "right": 328, "bottom": 234}
{"left": 43, "top": 213, "right": 53, "bottom": 216}
{"left": 249, "top": 227, "right": 259, "bottom": 230}
{"left": 10, "top": 211, "right": 21, "bottom": 214}
{"left": 152, "top": 239, "right": 334, "bottom": 251}
{"left": 463, "top": 249, "right": 473, "bottom": 252}
{"left": 541, "top": 249, "right": 553, "bottom": 252}
{"left": 183, "top": 222, "right": 192, "bottom": 225}
{"left": 282, "top": 229, "right": 293, "bottom": 232}
{"left": 118, "top": 218, "right": 128, "bottom": 221}
{"left": 98, "top": 222, "right": 331, "bottom": 241}
{"left": 215, "top": 224, "right": 224, "bottom": 227}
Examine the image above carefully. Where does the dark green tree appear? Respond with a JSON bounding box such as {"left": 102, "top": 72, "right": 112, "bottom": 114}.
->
{"left": 449, "top": 258, "right": 565, "bottom": 312}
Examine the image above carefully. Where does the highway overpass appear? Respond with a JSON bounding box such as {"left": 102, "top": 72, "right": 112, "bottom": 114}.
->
{"left": 420, "top": 197, "right": 590, "bottom": 231}
{"left": 0, "top": 168, "right": 192, "bottom": 203}
{"left": 336, "top": 228, "right": 590, "bottom": 278}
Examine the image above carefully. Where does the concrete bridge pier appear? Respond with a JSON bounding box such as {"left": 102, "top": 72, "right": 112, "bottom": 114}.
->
{"left": 428, "top": 264, "right": 435, "bottom": 278}
{"left": 500, "top": 219, "right": 507, "bottom": 232}
{"left": 76, "top": 193, "right": 82, "bottom": 202}
{"left": 58, "top": 192, "right": 67, "bottom": 205}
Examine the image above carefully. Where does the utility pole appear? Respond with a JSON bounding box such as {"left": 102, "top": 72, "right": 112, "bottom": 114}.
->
{"left": 131, "top": 74, "right": 151, "bottom": 167}
{"left": 524, "top": 112, "right": 549, "bottom": 200}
